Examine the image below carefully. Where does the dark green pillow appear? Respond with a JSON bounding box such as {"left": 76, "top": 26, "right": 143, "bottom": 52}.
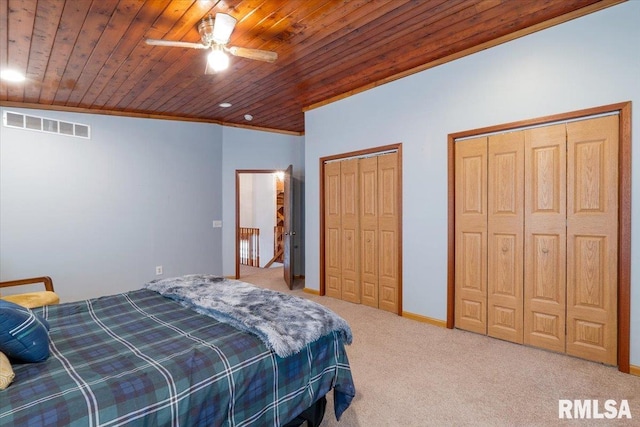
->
{"left": 0, "top": 299, "right": 50, "bottom": 362}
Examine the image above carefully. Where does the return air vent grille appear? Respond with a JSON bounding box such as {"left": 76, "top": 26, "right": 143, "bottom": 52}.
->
{"left": 2, "top": 111, "right": 90, "bottom": 139}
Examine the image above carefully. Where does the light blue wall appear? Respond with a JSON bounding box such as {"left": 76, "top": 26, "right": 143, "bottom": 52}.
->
{"left": 0, "top": 109, "right": 304, "bottom": 301}
{"left": 221, "top": 126, "right": 305, "bottom": 277}
{"left": 0, "top": 108, "right": 224, "bottom": 301}
{"left": 304, "top": 2, "right": 640, "bottom": 365}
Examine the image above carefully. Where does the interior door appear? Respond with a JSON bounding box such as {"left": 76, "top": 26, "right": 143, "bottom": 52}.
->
{"left": 283, "top": 165, "right": 294, "bottom": 289}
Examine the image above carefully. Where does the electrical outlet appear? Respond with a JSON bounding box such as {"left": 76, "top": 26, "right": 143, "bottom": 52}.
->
{"left": 155, "top": 265, "right": 163, "bottom": 275}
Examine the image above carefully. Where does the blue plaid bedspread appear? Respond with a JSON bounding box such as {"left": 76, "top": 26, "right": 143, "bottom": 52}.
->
{"left": 0, "top": 289, "right": 355, "bottom": 426}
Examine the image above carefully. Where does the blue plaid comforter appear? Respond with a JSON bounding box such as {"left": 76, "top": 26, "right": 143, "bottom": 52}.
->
{"left": 0, "top": 289, "right": 355, "bottom": 426}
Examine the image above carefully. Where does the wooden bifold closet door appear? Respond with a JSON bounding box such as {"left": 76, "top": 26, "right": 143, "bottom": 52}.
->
{"left": 454, "top": 136, "right": 488, "bottom": 334}
{"left": 487, "top": 131, "right": 525, "bottom": 344}
{"left": 324, "top": 161, "right": 342, "bottom": 300}
{"left": 323, "top": 152, "right": 399, "bottom": 313}
{"left": 523, "top": 123, "right": 567, "bottom": 353}
{"left": 454, "top": 115, "right": 618, "bottom": 365}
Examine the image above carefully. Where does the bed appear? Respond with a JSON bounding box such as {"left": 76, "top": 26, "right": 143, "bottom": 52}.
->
{"left": 0, "top": 275, "right": 355, "bottom": 426}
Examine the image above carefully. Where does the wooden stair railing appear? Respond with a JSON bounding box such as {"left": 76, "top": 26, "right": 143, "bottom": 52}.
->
{"left": 263, "top": 248, "right": 284, "bottom": 269}
{"left": 239, "top": 227, "right": 260, "bottom": 266}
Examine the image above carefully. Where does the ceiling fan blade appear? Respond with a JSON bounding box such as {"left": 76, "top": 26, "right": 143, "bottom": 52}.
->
{"left": 146, "top": 39, "right": 208, "bottom": 49}
{"left": 228, "top": 46, "right": 278, "bottom": 63}
{"left": 212, "top": 13, "right": 237, "bottom": 45}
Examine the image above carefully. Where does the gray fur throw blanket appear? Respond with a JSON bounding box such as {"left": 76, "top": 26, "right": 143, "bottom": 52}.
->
{"left": 144, "top": 275, "right": 352, "bottom": 357}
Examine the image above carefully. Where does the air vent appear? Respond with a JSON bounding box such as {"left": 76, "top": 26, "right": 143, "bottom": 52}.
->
{"left": 2, "top": 111, "right": 91, "bottom": 139}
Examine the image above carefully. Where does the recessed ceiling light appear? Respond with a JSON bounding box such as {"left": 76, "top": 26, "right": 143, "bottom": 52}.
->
{"left": 219, "top": 102, "right": 232, "bottom": 108}
{"left": 244, "top": 114, "right": 253, "bottom": 121}
{"left": 0, "top": 69, "right": 25, "bottom": 82}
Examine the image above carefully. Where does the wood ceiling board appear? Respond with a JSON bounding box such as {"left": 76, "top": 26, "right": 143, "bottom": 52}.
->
{"left": 22, "top": 2, "right": 65, "bottom": 103}
{"left": 35, "top": 1, "right": 94, "bottom": 105}
{"left": 146, "top": 0, "right": 392, "bottom": 123}
{"left": 299, "top": 0, "right": 598, "bottom": 105}
{"left": 77, "top": 2, "right": 166, "bottom": 108}
{"left": 6, "top": 0, "right": 37, "bottom": 100}
{"left": 188, "top": 0, "right": 415, "bottom": 127}
{"left": 0, "top": 0, "right": 622, "bottom": 133}
{"left": 100, "top": 1, "right": 210, "bottom": 110}
{"left": 52, "top": 1, "right": 121, "bottom": 105}
{"left": 64, "top": 1, "right": 148, "bottom": 106}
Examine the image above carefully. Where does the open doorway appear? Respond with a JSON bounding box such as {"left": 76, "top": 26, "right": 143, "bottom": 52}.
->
{"left": 235, "top": 167, "right": 294, "bottom": 287}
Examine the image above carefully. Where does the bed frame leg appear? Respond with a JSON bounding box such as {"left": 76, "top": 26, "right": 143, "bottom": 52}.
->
{"left": 283, "top": 395, "right": 327, "bottom": 427}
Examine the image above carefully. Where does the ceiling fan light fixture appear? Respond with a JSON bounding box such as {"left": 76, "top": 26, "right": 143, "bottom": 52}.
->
{"left": 208, "top": 46, "right": 229, "bottom": 72}
{"left": 212, "top": 13, "right": 237, "bottom": 45}
{"left": 147, "top": 11, "right": 276, "bottom": 77}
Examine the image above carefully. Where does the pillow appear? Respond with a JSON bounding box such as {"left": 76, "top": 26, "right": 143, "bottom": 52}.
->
{"left": 0, "top": 351, "right": 15, "bottom": 389}
{"left": 0, "top": 300, "right": 50, "bottom": 363}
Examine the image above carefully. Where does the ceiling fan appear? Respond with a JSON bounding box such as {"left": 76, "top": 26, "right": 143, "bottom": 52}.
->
{"left": 145, "top": 13, "right": 277, "bottom": 73}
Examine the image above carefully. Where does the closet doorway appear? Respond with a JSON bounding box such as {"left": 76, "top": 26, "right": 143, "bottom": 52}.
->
{"left": 447, "top": 102, "right": 631, "bottom": 372}
{"left": 320, "top": 144, "right": 403, "bottom": 315}
{"left": 235, "top": 167, "right": 294, "bottom": 288}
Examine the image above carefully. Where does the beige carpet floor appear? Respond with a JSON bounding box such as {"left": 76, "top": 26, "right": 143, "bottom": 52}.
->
{"left": 238, "top": 266, "right": 640, "bottom": 426}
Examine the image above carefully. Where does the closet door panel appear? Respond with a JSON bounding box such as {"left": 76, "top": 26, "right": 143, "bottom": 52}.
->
{"left": 341, "top": 158, "right": 361, "bottom": 303}
{"left": 378, "top": 152, "right": 399, "bottom": 313}
{"left": 566, "top": 115, "right": 618, "bottom": 365}
{"left": 324, "top": 161, "right": 342, "bottom": 299}
{"left": 487, "top": 132, "right": 524, "bottom": 343}
{"left": 524, "top": 124, "right": 566, "bottom": 353}
{"left": 455, "top": 137, "right": 488, "bottom": 334}
{"left": 360, "top": 156, "right": 379, "bottom": 308}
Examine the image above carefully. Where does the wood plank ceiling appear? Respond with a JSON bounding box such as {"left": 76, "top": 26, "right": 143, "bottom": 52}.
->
{"left": 0, "top": 0, "right": 620, "bottom": 134}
